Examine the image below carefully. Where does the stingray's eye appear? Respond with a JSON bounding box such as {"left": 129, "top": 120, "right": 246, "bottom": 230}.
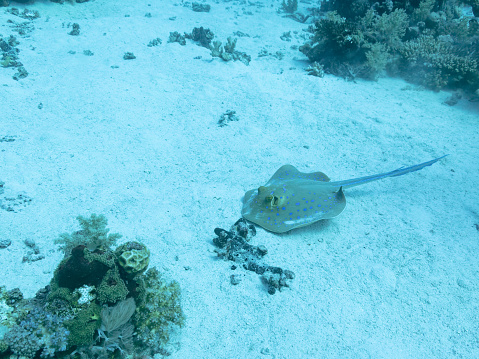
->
{"left": 265, "top": 195, "right": 279, "bottom": 207}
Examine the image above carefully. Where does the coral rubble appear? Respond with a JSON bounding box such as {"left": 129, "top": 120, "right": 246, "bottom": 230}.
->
{"left": 213, "top": 219, "right": 295, "bottom": 294}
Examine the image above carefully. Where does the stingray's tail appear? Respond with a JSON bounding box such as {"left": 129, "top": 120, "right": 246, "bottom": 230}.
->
{"left": 331, "top": 155, "right": 448, "bottom": 189}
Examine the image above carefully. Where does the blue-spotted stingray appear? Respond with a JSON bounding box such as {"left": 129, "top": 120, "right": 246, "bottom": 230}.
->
{"left": 242, "top": 156, "right": 447, "bottom": 233}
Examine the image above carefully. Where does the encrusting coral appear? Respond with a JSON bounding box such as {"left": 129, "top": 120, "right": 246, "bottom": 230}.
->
{"left": 1, "top": 214, "right": 185, "bottom": 358}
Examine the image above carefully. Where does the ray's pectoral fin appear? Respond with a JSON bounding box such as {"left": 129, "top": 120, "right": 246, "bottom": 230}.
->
{"left": 326, "top": 186, "right": 346, "bottom": 219}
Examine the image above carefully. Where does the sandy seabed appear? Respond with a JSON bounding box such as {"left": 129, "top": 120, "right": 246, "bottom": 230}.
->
{"left": 1, "top": 0, "right": 479, "bottom": 358}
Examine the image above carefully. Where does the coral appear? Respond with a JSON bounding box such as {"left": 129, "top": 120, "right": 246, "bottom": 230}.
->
{"left": 96, "top": 267, "right": 129, "bottom": 305}
{"left": 123, "top": 52, "right": 136, "bottom": 60}
{"left": 185, "top": 27, "right": 214, "bottom": 48}
{"left": 306, "top": 62, "right": 325, "bottom": 77}
{"left": 411, "top": 0, "right": 436, "bottom": 23}
{"left": 74, "top": 285, "right": 96, "bottom": 305}
{"left": 0, "top": 287, "right": 14, "bottom": 327}
{"left": 88, "top": 298, "right": 136, "bottom": 355}
{"left": 68, "top": 23, "right": 80, "bottom": 36}
{"left": 3, "top": 304, "right": 70, "bottom": 358}
{"left": 99, "top": 298, "right": 135, "bottom": 333}
{"left": 115, "top": 241, "right": 150, "bottom": 276}
{"left": 46, "top": 286, "right": 75, "bottom": 311}
{"left": 55, "top": 214, "right": 121, "bottom": 255}
{"left": 191, "top": 2, "right": 211, "bottom": 12}
{"left": 134, "top": 268, "right": 185, "bottom": 355}
{"left": 320, "top": 0, "right": 371, "bottom": 18}
{"left": 218, "top": 110, "right": 239, "bottom": 127}
{"left": 281, "top": 0, "right": 298, "bottom": 13}
{"left": 64, "top": 302, "right": 101, "bottom": 347}
{"left": 369, "top": 8, "right": 408, "bottom": 50}
{"left": 84, "top": 246, "right": 116, "bottom": 268}
{"left": 168, "top": 31, "right": 186, "bottom": 46}
{"left": 4, "top": 325, "right": 42, "bottom": 358}
{"left": 0, "top": 339, "right": 7, "bottom": 353}
{"left": 302, "top": 0, "right": 479, "bottom": 93}
{"left": 399, "top": 35, "right": 479, "bottom": 91}
{"left": 54, "top": 245, "right": 111, "bottom": 290}
{"left": 305, "top": 11, "right": 364, "bottom": 61}
{"left": 210, "top": 37, "right": 251, "bottom": 65}
{"left": 2, "top": 214, "right": 184, "bottom": 357}
{"left": 147, "top": 37, "right": 162, "bottom": 47}
{"left": 364, "top": 42, "right": 390, "bottom": 79}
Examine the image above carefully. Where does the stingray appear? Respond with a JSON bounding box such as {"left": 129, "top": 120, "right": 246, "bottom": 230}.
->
{"left": 241, "top": 156, "right": 447, "bottom": 233}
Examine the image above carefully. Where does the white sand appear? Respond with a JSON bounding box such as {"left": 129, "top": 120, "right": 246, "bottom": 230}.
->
{"left": 1, "top": 0, "right": 479, "bottom": 358}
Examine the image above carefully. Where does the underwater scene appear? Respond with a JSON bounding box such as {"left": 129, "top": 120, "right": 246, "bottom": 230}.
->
{"left": 0, "top": 0, "right": 478, "bottom": 358}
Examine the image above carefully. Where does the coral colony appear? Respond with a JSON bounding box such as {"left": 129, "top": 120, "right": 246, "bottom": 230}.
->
{"left": 0, "top": 214, "right": 184, "bottom": 358}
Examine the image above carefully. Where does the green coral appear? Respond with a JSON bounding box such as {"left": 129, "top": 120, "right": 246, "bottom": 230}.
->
{"left": 64, "top": 303, "right": 101, "bottom": 347}
{"left": 134, "top": 268, "right": 185, "bottom": 355}
{"left": 54, "top": 214, "right": 122, "bottom": 255}
{"left": 115, "top": 241, "right": 150, "bottom": 275}
{"left": 364, "top": 42, "right": 390, "bottom": 79}
{"left": 370, "top": 8, "right": 408, "bottom": 50}
{"left": 0, "top": 339, "right": 7, "bottom": 353}
{"left": 83, "top": 246, "right": 116, "bottom": 268}
{"left": 97, "top": 267, "right": 128, "bottom": 305}
{"left": 411, "top": 0, "right": 436, "bottom": 23}
{"left": 0, "top": 287, "right": 14, "bottom": 327}
{"left": 46, "top": 285, "right": 75, "bottom": 308}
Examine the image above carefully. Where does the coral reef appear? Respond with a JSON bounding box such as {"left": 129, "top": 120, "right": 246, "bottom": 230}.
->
{"left": 301, "top": 0, "right": 479, "bottom": 93}
{"left": 213, "top": 219, "right": 295, "bottom": 294}
{"left": 1, "top": 215, "right": 185, "bottom": 358}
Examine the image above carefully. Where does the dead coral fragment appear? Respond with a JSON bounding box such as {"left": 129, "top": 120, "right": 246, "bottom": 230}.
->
{"left": 185, "top": 26, "right": 215, "bottom": 48}
{"left": 168, "top": 31, "right": 186, "bottom": 46}
{"left": 306, "top": 62, "right": 324, "bottom": 77}
{"left": 218, "top": 110, "right": 239, "bottom": 127}
{"left": 211, "top": 37, "right": 251, "bottom": 65}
